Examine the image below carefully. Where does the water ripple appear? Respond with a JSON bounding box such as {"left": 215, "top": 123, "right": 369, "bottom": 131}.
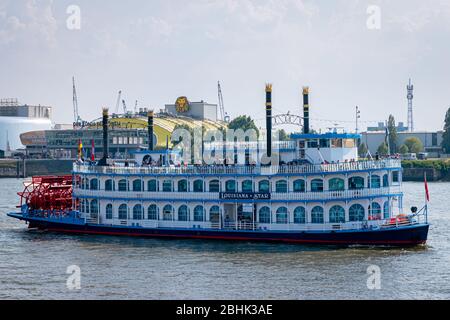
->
{"left": 0, "top": 179, "right": 449, "bottom": 299}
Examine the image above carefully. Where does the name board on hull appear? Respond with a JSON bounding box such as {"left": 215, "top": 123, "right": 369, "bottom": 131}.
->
{"left": 219, "top": 192, "right": 271, "bottom": 200}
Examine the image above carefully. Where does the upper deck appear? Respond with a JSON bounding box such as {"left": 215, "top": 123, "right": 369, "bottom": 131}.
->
{"left": 73, "top": 158, "right": 402, "bottom": 177}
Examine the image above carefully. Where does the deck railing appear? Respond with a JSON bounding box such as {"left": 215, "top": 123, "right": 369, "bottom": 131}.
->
{"left": 73, "top": 159, "right": 401, "bottom": 176}
{"left": 73, "top": 186, "right": 402, "bottom": 201}
{"left": 78, "top": 215, "right": 423, "bottom": 232}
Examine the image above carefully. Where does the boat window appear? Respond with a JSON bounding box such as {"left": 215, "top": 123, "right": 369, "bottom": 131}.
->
{"left": 349, "top": 204, "right": 365, "bottom": 221}
{"left": 132, "top": 179, "right": 143, "bottom": 192}
{"left": 194, "top": 205, "right": 205, "bottom": 222}
{"left": 293, "top": 179, "right": 306, "bottom": 193}
{"left": 369, "top": 202, "right": 382, "bottom": 220}
{"left": 311, "top": 206, "right": 324, "bottom": 223}
{"left": 370, "top": 175, "right": 381, "bottom": 189}
{"left": 105, "top": 179, "right": 115, "bottom": 191}
{"left": 242, "top": 180, "right": 253, "bottom": 193}
{"left": 147, "top": 179, "right": 158, "bottom": 192}
{"left": 178, "top": 205, "right": 189, "bottom": 221}
{"left": 147, "top": 205, "right": 158, "bottom": 220}
{"left": 178, "top": 179, "right": 188, "bottom": 192}
{"left": 209, "top": 180, "right": 220, "bottom": 192}
{"left": 307, "top": 139, "right": 318, "bottom": 148}
{"left": 348, "top": 176, "right": 364, "bottom": 190}
{"left": 193, "top": 180, "right": 204, "bottom": 193}
{"left": 225, "top": 180, "right": 236, "bottom": 192}
{"left": 118, "top": 179, "right": 129, "bottom": 192}
{"left": 258, "top": 180, "right": 270, "bottom": 193}
{"left": 384, "top": 201, "right": 390, "bottom": 219}
{"left": 163, "top": 205, "right": 173, "bottom": 220}
{"left": 259, "top": 207, "right": 271, "bottom": 223}
{"left": 392, "top": 171, "right": 400, "bottom": 184}
{"left": 90, "top": 179, "right": 99, "bottom": 190}
{"left": 331, "top": 139, "right": 343, "bottom": 148}
{"left": 162, "top": 180, "right": 173, "bottom": 192}
{"left": 84, "top": 178, "right": 89, "bottom": 190}
{"left": 298, "top": 140, "right": 305, "bottom": 149}
{"left": 106, "top": 204, "right": 113, "bottom": 219}
{"left": 343, "top": 139, "right": 355, "bottom": 148}
{"left": 275, "top": 180, "right": 288, "bottom": 193}
{"left": 90, "top": 199, "right": 99, "bottom": 217}
{"left": 328, "top": 178, "right": 344, "bottom": 191}
{"left": 311, "top": 179, "right": 324, "bottom": 192}
{"left": 383, "top": 174, "right": 389, "bottom": 187}
{"left": 294, "top": 207, "right": 306, "bottom": 224}
{"left": 210, "top": 206, "right": 220, "bottom": 223}
{"left": 118, "top": 204, "right": 128, "bottom": 220}
{"left": 276, "top": 207, "right": 289, "bottom": 224}
{"left": 329, "top": 205, "right": 345, "bottom": 223}
{"left": 319, "top": 139, "right": 330, "bottom": 148}
{"left": 133, "top": 204, "right": 143, "bottom": 220}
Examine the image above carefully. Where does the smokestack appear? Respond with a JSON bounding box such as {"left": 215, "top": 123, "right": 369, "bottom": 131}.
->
{"left": 148, "top": 110, "right": 154, "bottom": 151}
{"left": 266, "top": 84, "right": 272, "bottom": 158}
{"left": 98, "top": 108, "right": 109, "bottom": 166}
{"left": 303, "top": 87, "right": 310, "bottom": 134}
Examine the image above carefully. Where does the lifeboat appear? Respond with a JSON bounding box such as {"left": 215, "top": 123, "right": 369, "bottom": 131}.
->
{"left": 382, "top": 214, "right": 412, "bottom": 228}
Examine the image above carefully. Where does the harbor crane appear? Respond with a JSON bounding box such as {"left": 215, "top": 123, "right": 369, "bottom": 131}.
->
{"left": 122, "top": 99, "right": 127, "bottom": 114}
{"left": 218, "top": 81, "right": 226, "bottom": 121}
{"left": 72, "top": 77, "right": 81, "bottom": 125}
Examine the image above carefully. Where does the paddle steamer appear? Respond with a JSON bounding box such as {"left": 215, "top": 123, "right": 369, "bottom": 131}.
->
{"left": 8, "top": 85, "right": 429, "bottom": 246}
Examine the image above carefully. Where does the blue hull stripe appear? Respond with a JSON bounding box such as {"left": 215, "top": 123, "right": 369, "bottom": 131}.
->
{"left": 9, "top": 213, "right": 429, "bottom": 246}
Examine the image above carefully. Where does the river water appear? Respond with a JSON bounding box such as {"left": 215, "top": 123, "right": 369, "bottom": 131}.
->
{"left": 0, "top": 178, "right": 449, "bottom": 300}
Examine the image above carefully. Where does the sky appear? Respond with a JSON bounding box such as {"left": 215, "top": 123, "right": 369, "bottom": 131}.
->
{"left": 0, "top": 0, "right": 449, "bottom": 133}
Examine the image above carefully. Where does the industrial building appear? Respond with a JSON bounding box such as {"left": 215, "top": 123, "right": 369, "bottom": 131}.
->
{"left": 0, "top": 99, "right": 52, "bottom": 153}
{"left": 366, "top": 122, "right": 409, "bottom": 133}
{"left": 360, "top": 131, "right": 443, "bottom": 157}
{"left": 20, "top": 97, "right": 226, "bottom": 159}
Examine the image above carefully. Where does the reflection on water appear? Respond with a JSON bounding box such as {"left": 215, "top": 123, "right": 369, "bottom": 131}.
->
{"left": 0, "top": 179, "right": 449, "bottom": 299}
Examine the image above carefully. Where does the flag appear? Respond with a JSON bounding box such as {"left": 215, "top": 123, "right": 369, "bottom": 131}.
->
{"left": 91, "top": 139, "right": 95, "bottom": 161}
{"left": 78, "top": 139, "right": 83, "bottom": 158}
{"left": 424, "top": 172, "right": 430, "bottom": 202}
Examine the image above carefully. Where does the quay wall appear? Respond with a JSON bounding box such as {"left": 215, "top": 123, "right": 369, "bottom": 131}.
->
{"left": 0, "top": 159, "right": 73, "bottom": 178}
{"left": 402, "top": 160, "right": 450, "bottom": 182}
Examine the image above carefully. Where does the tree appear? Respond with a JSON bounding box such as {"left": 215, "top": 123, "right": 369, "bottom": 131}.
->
{"left": 404, "top": 137, "right": 424, "bottom": 153}
{"left": 358, "top": 142, "right": 368, "bottom": 157}
{"left": 277, "top": 129, "right": 290, "bottom": 141}
{"left": 442, "top": 107, "right": 450, "bottom": 153}
{"left": 228, "top": 115, "right": 260, "bottom": 137}
{"left": 387, "top": 115, "right": 398, "bottom": 154}
{"left": 377, "top": 142, "right": 389, "bottom": 155}
{"left": 398, "top": 144, "right": 409, "bottom": 154}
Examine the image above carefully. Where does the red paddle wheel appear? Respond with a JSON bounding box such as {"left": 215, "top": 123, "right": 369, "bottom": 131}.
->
{"left": 18, "top": 176, "right": 75, "bottom": 215}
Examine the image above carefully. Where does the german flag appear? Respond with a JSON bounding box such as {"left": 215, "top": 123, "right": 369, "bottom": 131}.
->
{"left": 78, "top": 139, "right": 83, "bottom": 159}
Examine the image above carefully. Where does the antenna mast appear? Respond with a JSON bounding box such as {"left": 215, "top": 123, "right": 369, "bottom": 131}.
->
{"left": 407, "top": 79, "right": 414, "bottom": 132}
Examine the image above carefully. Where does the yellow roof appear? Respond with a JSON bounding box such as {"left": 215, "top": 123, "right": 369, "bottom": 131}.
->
{"left": 90, "top": 114, "right": 226, "bottom": 149}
